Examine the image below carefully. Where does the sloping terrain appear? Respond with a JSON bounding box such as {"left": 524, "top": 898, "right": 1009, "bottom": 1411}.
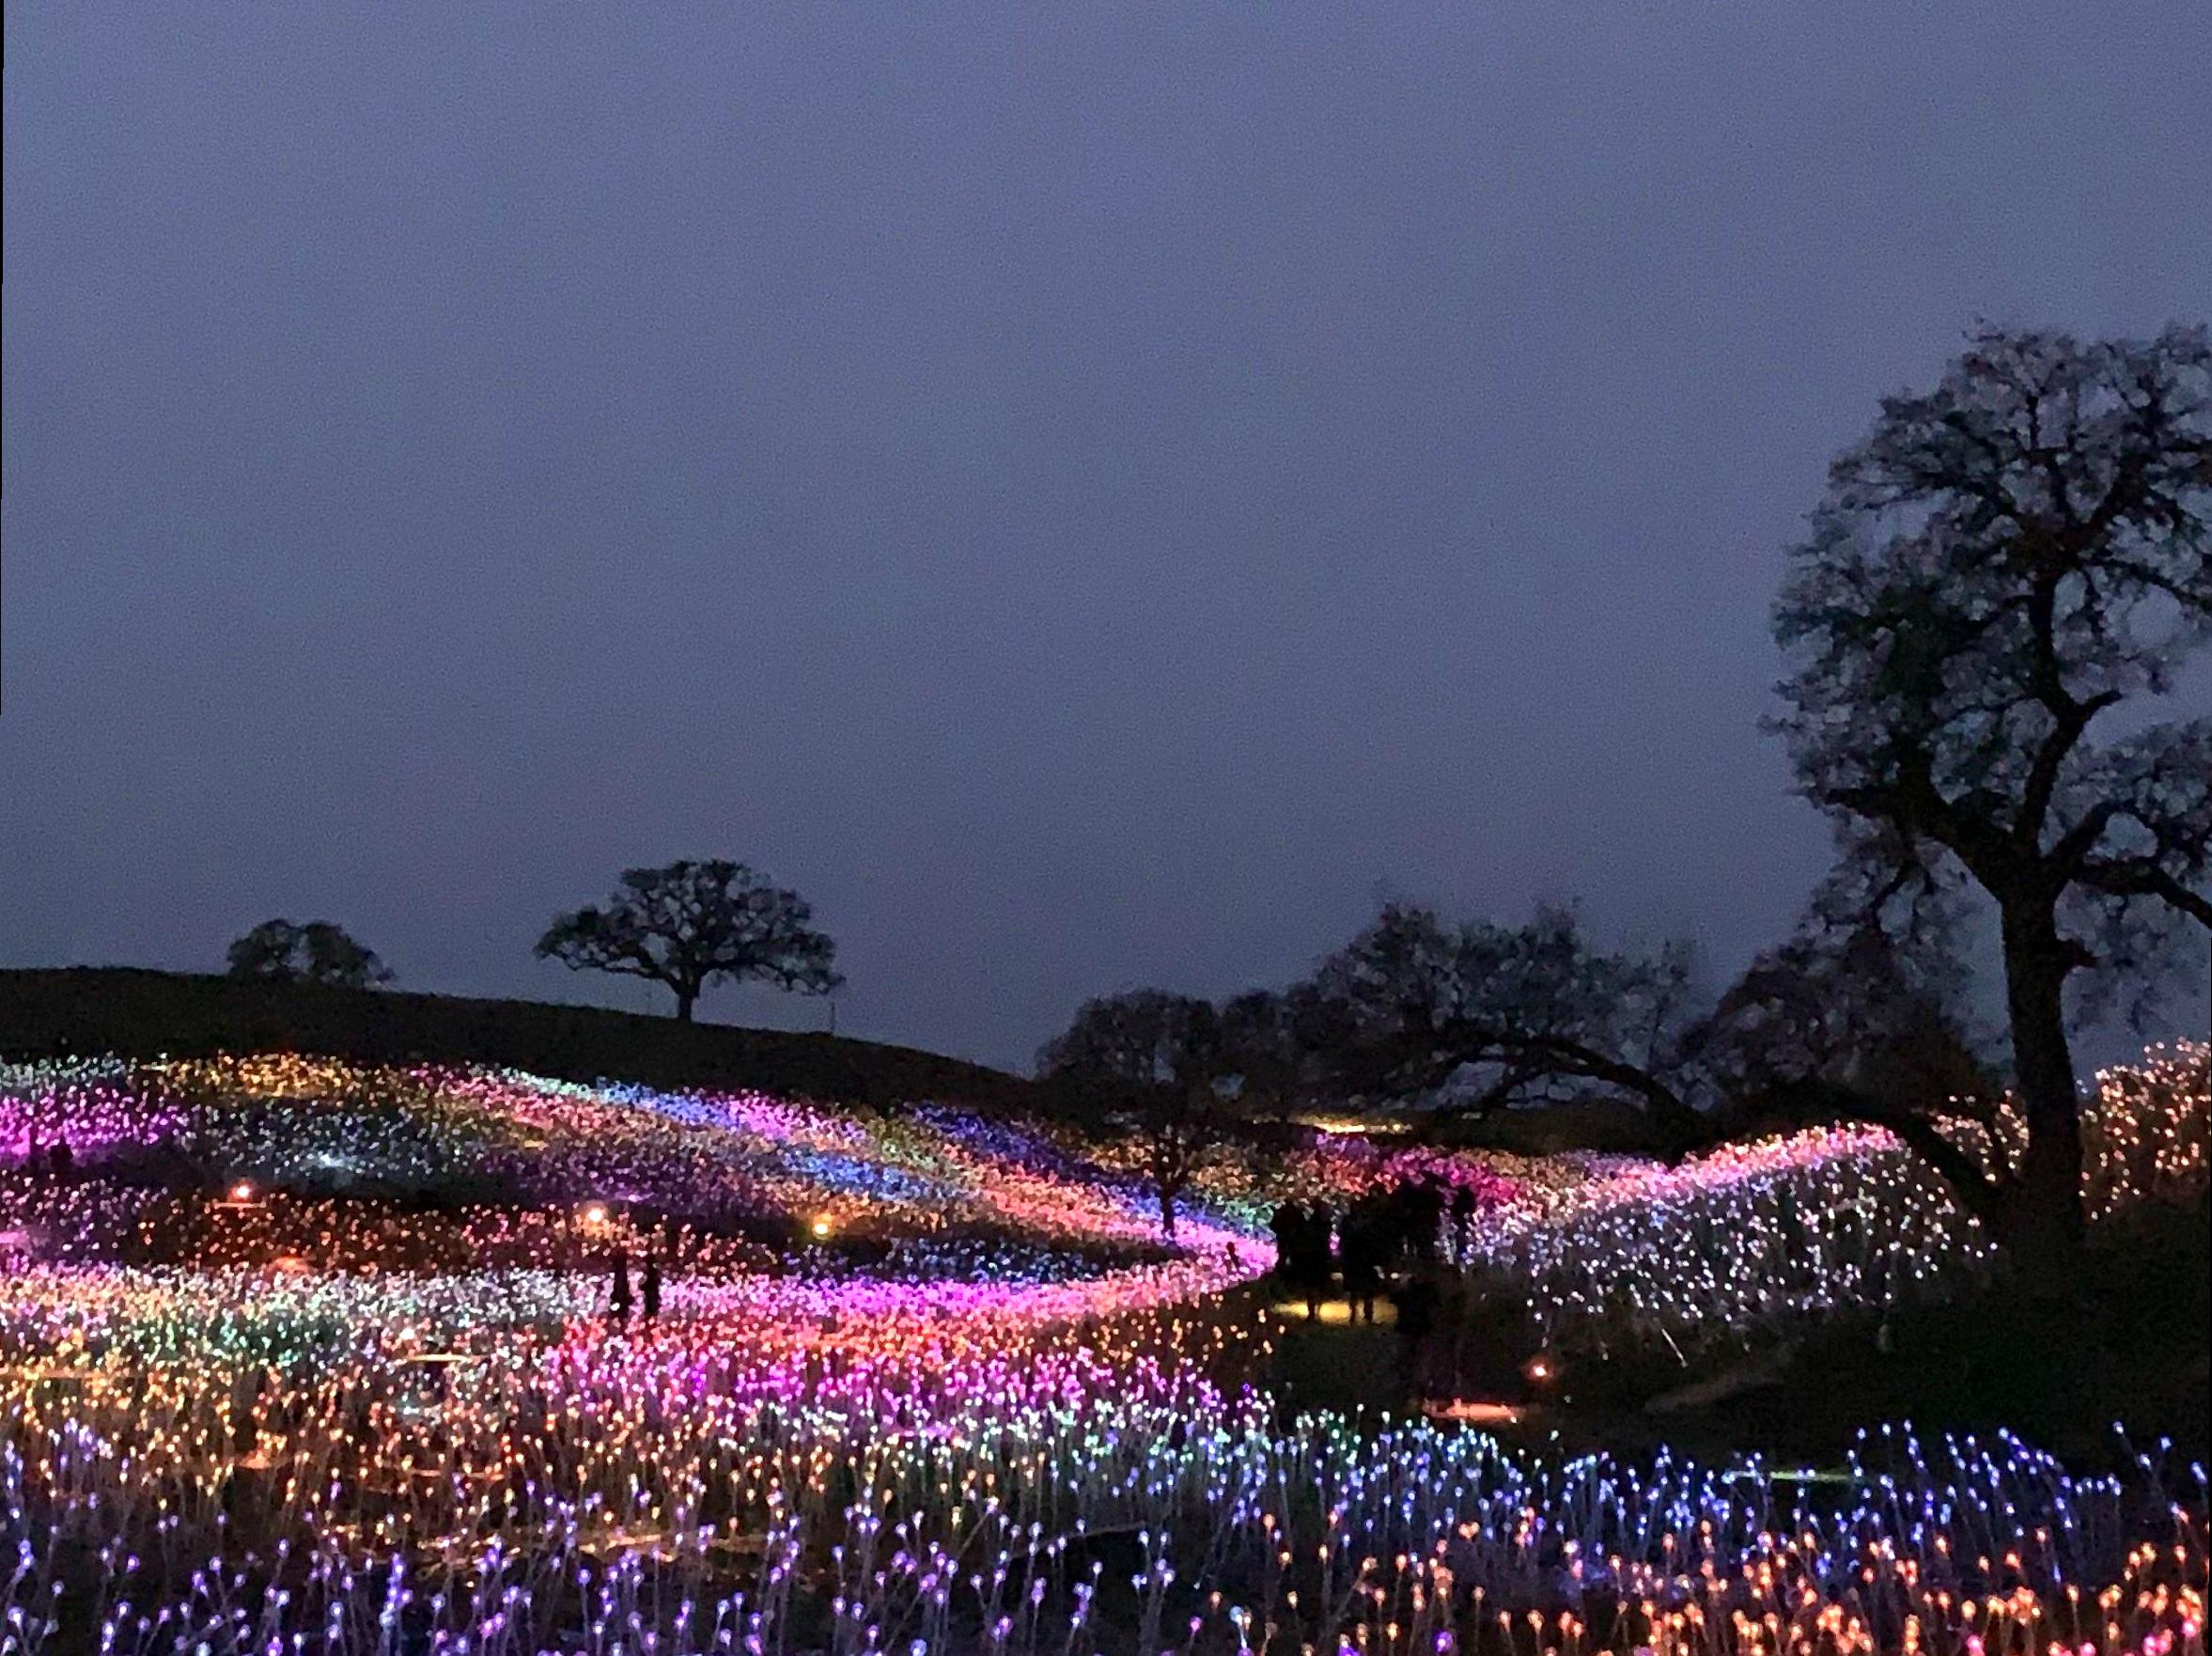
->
{"left": 0, "top": 1046, "right": 2204, "bottom": 1656}
{"left": 0, "top": 966, "right": 1039, "bottom": 1110}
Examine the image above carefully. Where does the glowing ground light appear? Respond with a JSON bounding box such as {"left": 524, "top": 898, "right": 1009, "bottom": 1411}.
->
{"left": 810, "top": 1214, "right": 833, "bottom": 1240}
{"left": 1425, "top": 1398, "right": 1523, "bottom": 1426}
{"left": 0, "top": 1044, "right": 2198, "bottom": 1656}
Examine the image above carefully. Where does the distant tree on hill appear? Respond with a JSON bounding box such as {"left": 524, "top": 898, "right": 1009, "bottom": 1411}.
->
{"left": 226, "top": 919, "right": 394, "bottom": 989}
{"left": 1771, "top": 323, "right": 2211, "bottom": 1259}
{"left": 535, "top": 859, "right": 841, "bottom": 1023}
{"left": 1036, "top": 989, "right": 1237, "bottom": 1241}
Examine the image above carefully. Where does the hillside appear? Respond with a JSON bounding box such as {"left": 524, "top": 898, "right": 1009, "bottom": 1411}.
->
{"left": 0, "top": 966, "right": 1039, "bottom": 1112}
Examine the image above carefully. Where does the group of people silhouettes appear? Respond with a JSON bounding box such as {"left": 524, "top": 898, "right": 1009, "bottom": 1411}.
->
{"left": 1270, "top": 1173, "right": 1463, "bottom": 1317}
{"left": 606, "top": 1246, "right": 664, "bottom": 1325}
{"left": 15, "top": 1138, "right": 75, "bottom": 1178}
{"left": 1269, "top": 1174, "right": 1484, "bottom": 1400}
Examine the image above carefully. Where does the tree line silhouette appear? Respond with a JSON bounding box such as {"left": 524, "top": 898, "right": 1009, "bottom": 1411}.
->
{"left": 1037, "top": 325, "right": 2211, "bottom": 1271}
{"left": 220, "top": 326, "right": 2209, "bottom": 1274}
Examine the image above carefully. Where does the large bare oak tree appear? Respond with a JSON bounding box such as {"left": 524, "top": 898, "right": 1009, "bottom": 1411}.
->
{"left": 1771, "top": 324, "right": 2211, "bottom": 1256}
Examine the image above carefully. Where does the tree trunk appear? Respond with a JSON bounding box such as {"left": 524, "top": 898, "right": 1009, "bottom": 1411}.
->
{"left": 1998, "top": 903, "right": 2086, "bottom": 1260}
{"left": 674, "top": 988, "right": 697, "bottom": 1023}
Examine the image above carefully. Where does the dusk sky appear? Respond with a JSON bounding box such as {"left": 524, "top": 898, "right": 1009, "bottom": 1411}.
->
{"left": 6, "top": 5, "right": 2208, "bottom": 1070}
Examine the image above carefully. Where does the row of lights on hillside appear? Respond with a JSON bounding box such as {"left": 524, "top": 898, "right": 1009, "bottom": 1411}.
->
{"left": 574, "top": 1200, "right": 834, "bottom": 1242}
{"left": 210, "top": 1183, "right": 843, "bottom": 1248}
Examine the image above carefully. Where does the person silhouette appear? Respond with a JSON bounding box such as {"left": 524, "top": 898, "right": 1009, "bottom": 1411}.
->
{"left": 1393, "top": 1271, "right": 1442, "bottom": 1399}
{"left": 1301, "top": 1203, "right": 1334, "bottom": 1320}
{"left": 641, "top": 1250, "right": 662, "bottom": 1322}
{"left": 610, "top": 1249, "right": 633, "bottom": 1325}
{"left": 1340, "top": 1208, "right": 1383, "bottom": 1324}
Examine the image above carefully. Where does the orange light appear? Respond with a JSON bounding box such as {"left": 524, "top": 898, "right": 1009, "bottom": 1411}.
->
{"left": 811, "top": 1216, "right": 833, "bottom": 1240}
{"left": 582, "top": 1203, "right": 609, "bottom": 1227}
{"left": 230, "top": 1181, "right": 256, "bottom": 1203}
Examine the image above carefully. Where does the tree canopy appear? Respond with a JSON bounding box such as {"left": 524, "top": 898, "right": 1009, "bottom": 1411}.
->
{"left": 535, "top": 860, "right": 841, "bottom": 1023}
{"left": 1036, "top": 989, "right": 1237, "bottom": 1239}
{"left": 1029, "top": 327, "right": 2206, "bottom": 1261}
{"left": 1299, "top": 903, "right": 1708, "bottom": 1147}
{"left": 226, "top": 919, "right": 394, "bottom": 990}
{"left": 1772, "top": 323, "right": 2211, "bottom": 1251}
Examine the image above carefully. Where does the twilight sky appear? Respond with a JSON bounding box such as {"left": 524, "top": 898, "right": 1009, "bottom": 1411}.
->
{"left": 6, "top": 4, "right": 2208, "bottom": 1070}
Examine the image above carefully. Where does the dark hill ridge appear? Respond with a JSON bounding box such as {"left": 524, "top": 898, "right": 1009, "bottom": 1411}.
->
{"left": 0, "top": 967, "right": 1038, "bottom": 1113}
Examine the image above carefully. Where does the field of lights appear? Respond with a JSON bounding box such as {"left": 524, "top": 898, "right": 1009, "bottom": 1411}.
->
{"left": 0, "top": 1046, "right": 2203, "bottom": 1656}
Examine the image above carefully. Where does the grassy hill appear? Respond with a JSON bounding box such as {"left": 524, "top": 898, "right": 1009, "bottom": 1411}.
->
{"left": 0, "top": 967, "right": 1040, "bottom": 1112}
